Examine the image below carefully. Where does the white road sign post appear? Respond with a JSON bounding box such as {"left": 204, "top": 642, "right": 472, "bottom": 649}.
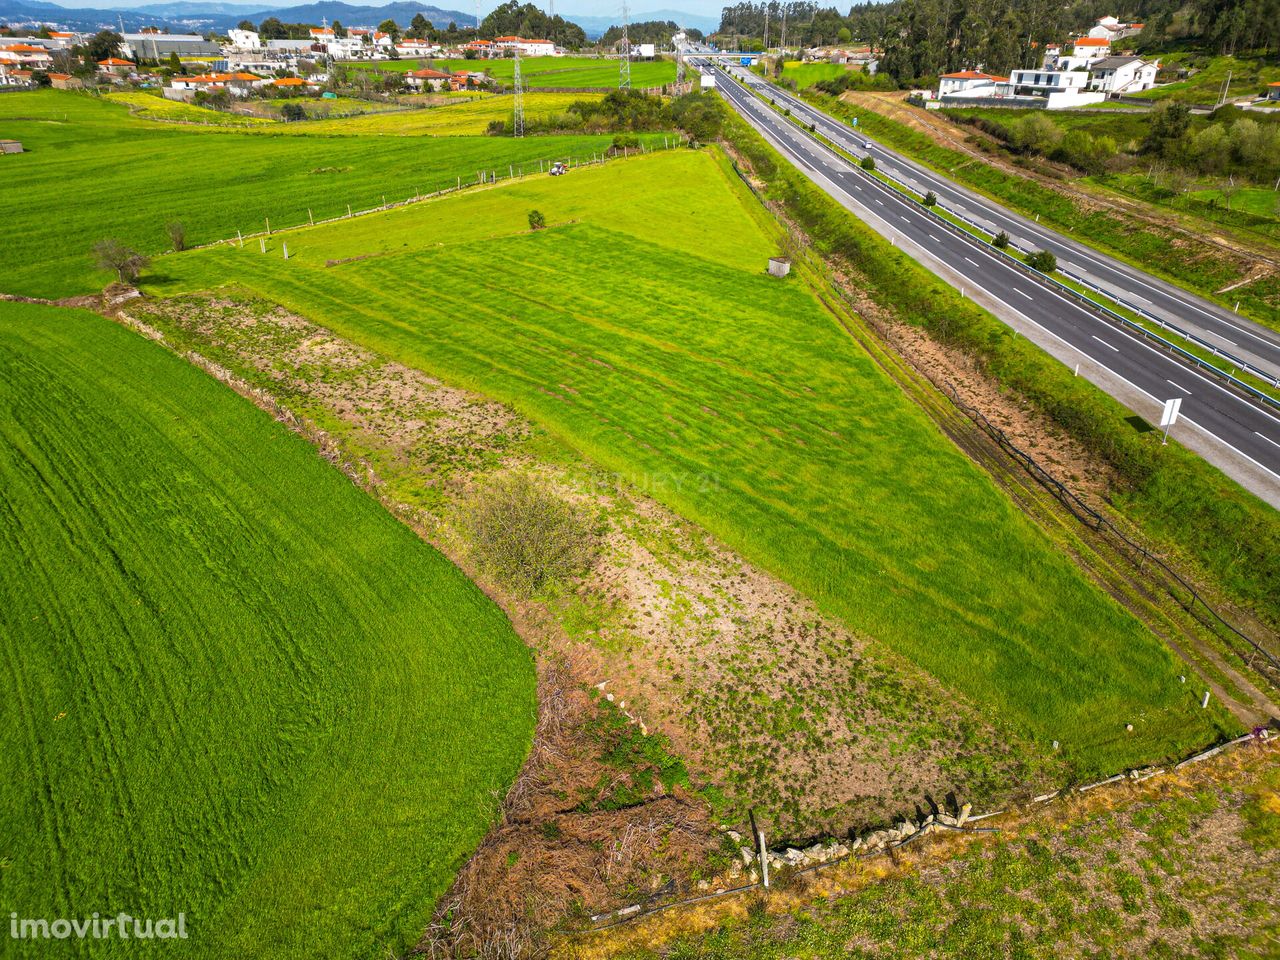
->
{"left": 1159, "top": 397, "right": 1183, "bottom": 446}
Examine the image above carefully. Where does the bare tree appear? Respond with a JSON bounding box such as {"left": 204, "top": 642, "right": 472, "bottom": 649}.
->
{"left": 92, "top": 239, "right": 149, "bottom": 284}
{"left": 165, "top": 221, "right": 186, "bottom": 252}
{"left": 1219, "top": 176, "right": 1240, "bottom": 211}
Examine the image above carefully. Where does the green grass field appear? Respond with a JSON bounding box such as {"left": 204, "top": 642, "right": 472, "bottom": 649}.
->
{"left": 146, "top": 148, "right": 1234, "bottom": 778}
{"left": 346, "top": 55, "right": 675, "bottom": 88}
{"left": 288, "top": 92, "right": 604, "bottom": 135}
{"left": 0, "top": 90, "right": 652, "bottom": 299}
{"left": 1133, "top": 52, "right": 1280, "bottom": 102}
{"left": 0, "top": 300, "right": 535, "bottom": 957}
{"left": 780, "top": 60, "right": 858, "bottom": 89}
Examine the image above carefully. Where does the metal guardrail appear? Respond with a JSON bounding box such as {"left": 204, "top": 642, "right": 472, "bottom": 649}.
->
{"left": 728, "top": 73, "right": 1280, "bottom": 414}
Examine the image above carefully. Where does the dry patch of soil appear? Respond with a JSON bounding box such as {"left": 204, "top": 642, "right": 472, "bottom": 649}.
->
{"left": 130, "top": 293, "right": 1053, "bottom": 948}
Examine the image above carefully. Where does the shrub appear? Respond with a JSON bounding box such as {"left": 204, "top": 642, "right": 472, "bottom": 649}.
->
{"left": 860, "top": 155, "right": 876, "bottom": 171}
{"left": 279, "top": 101, "right": 306, "bottom": 122}
{"left": 1026, "top": 249, "right": 1057, "bottom": 273}
{"left": 611, "top": 132, "right": 641, "bottom": 150}
{"left": 993, "top": 230, "right": 1010, "bottom": 250}
{"left": 923, "top": 190, "right": 937, "bottom": 207}
{"left": 527, "top": 209, "right": 546, "bottom": 230}
{"left": 463, "top": 474, "right": 597, "bottom": 595}
{"left": 165, "top": 220, "right": 186, "bottom": 252}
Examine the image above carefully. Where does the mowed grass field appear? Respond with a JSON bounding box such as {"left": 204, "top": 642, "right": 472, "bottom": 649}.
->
{"left": 0, "top": 90, "right": 650, "bottom": 299}
{"left": 347, "top": 54, "right": 676, "bottom": 88}
{"left": 148, "top": 148, "right": 1234, "bottom": 778}
{"left": 0, "top": 301, "right": 535, "bottom": 957}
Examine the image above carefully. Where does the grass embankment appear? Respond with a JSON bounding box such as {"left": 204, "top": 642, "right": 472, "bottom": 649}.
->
{"left": 1132, "top": 51, "right": 1280, "bottom": 103}
{"left": 345, "top": 55, "right": 676, "bottom": 88}
{"left": 717, "top": 111, "right": 1279, "bottom": 636}
{"left": 598, "top": 746, "right": 1280, "bottom": 959}
{"left": 148, "top": 147, "right": 1235, "bottom": 778}
{"left": 0, "top": 300, "right": 536, "bottom": 958}
{"left": 0, "top": 89, "right": 654, "bottom": 299}
{"left": 793, "top": 91, "right": 1280, "bottom": 326}
{"left": 946, "top": 106, "right": 1280, "bottom": 248}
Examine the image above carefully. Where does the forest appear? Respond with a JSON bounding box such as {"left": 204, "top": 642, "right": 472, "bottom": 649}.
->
{"left": 716, "top": 0, "right": 1280, "bottom": 85}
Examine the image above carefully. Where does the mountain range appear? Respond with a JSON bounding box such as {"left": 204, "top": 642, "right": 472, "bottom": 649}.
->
{"left": 0, "top": 0, "right": 718, "bottom": 36}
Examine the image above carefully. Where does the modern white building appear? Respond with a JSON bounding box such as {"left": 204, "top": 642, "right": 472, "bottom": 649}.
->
{"left": 492, "top": 36, "right": 557, "bottom": 57}
{"left": 1007, "top": 68, "right": 1106, "bottom": 108}
{"left": 1088, "top": 16, "right": 1144, "bottom": 42}
{"left": 227, "top": 29, "right": 261, "bottom": 50}
{"left": 1087, "top": 56, "right": 1159, "bottom": 93}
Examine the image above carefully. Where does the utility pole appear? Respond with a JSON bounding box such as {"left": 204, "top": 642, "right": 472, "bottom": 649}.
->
{"left": 619, "top": 0, "right": 631, "bottom": 89}
{"left": 474, "top": 0, "right": 482, "bottom": 35}
{"left": 1217, "top": 70, "right": 1231, "bottom": 107}
{"left": 781, "top": 3, "right": 788, "bottom": 55}
{"left": 763, "top": 5, "right": 769, "bottom": 51}
{"left": 512, "top": 44, "right": 524, "bottom": 136}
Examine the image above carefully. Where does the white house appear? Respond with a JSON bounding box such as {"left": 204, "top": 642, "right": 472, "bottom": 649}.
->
{"left": 1007, "top": 67, "right": 1105, "bottom": 108}
{"left": 0, "top": 43, "right": 53, "bottom": 68}
{"left": 227, "top": 28, "right": 260, "bottom": 49}
{"left": 403, "top": 66, "right": 454, "bottom": 91}
{"left": 937, "top": 69, "right": 1007, "bottom": 97}
{"left": 1088, "top": 56, "right": 1158, "bottom": 94}
{"left": 168, "top": 71, "right": 267, "bottom": 96}
{"left": 266, "top": 39, "right": 317, "bottom": 53}
{"left": 1088, "top": 16, "right": 1144, "bottom": 41}
{"left": 492, "top": 35, "right": 557, "bottom": 57}
{"left": 1062, "top": 36, "right": 1110, "bottom": 69}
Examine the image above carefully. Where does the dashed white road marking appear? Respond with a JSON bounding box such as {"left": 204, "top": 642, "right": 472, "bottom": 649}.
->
{"left": 1091, "top": 335, "right": 1119, "bottom": 352}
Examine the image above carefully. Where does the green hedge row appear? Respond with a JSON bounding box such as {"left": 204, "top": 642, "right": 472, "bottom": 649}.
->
{"left": 721, "top": 111, "right": 1280, "bottom": 628}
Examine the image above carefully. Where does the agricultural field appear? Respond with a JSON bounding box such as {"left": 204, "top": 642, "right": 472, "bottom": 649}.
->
{"left": 145, "top": 147, "right": 1235, "bottom": 781}
{"left": 346, "top": 54, "right": 676, "bottom": 88}
{"left": 105, "top": 90, "right": 272, "bottom": 125}
{"left": 779, "top": 60, "right": 860, "bottom": 89}
{"left": 0, "top": 89, "right": 652, "bottom": 299}
{"left": 0, "top": 300, "right": 536, "bottom": 957}
{"left": 282, "top": 91, "right": 605, "bottom": 135}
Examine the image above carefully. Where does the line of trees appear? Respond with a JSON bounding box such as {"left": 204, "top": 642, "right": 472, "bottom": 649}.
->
{"left": 479, "top": 1, "right": 587, "bottom": 48}
{"left": 600, "top": 20, "right": 704, "bottom": 46}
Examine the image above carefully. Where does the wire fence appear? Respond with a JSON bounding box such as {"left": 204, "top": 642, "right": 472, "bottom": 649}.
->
{"left": 188, "top": 134, "right": 688, "bottom": 253}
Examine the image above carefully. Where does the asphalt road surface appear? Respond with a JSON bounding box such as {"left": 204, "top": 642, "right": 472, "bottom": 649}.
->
{"left": 701, "top": 60, "right": 1280, "bottom": 502}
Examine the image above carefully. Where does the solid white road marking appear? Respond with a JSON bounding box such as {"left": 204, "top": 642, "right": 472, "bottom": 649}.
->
{"left": 1091, "top": 335, "right": 1119, "bottom": 352}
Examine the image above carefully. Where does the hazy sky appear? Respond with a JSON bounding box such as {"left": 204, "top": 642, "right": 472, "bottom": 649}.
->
{"left": 52, "top": 0, "right": 729, "bottom": 17}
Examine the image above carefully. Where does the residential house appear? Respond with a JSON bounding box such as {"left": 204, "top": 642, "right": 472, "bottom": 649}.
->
{"left": 937, "top": 69, "right": 1008, "bottom": 97}
{"left": 404, "top": 66, "right": 454, "bottom": 91}
{"left": 271, "top": 76, "right": 318, "bottom": 92}
{"left": 1006, "top": 67, "right": 1105, "bottom": 108}
{"left": 227, "top": 28, "right": 261, "bottom": 50}
{"left": 1088, "top": 16, "right": 1144, "bottom": 42}
{"left": 168, "top": 71, "right": 266, "bottom": 96}
{"left": 1088, "top": 56, "right": 1159, "bottom": 93}
{"left": 97, "top": 57, "right": 137, "bottom": 77}
{"left": 0, "top": 43, "right": 54, "bottom": 69}
{"left": 48, "top": 72, "right": 81, "bottom": 88}
{"left": 395, "top": 38, "right": 441, "bottom": 57}
{"left": 0, "top": 64, "right": 33, "bottom": 86}
{"left": 1053, "top": 37, "right": 1110, "bottom": 71}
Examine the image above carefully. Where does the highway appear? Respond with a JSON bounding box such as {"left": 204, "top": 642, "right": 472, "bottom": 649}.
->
{"left": 718, "top": 62, "right": 1280, "bottom": 384}
{"left": 697, "top": 59, "right": 1280, "bottom": 501}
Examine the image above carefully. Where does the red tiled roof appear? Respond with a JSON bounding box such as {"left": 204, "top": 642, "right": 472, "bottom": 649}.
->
{"left": 941, "top": 70, "right": 1005, "bottom": 80}
{"left": 1074, "top": 38, "right": 1110, "bottom": 46}
{"left": 409, "top": 67, "right": 453, "bottom": 78}
{"left": 272, "top": 76, "right": 312, "bottom": 85}
{"left": 4, "top": 43, "right": 49, "bottom": 52}
{"left": 98, "top": 57, "right": 135, "bottom": 65}
{"left": 47, "top": 72, "right": 71, "bottom": 79}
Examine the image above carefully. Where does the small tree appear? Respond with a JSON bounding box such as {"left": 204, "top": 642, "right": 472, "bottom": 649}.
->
{"left": 860, "top": 155, "right": 875, "bottom": 171}
{"left": 1026, "top": 249, "right": 1057, "bottom": 273}
{"left": 92, "top": 239, "right": 149, "bottom": 284}
{"left": 528, "top": 209, "right": 546, "bottom": 230}
{"left": 923, "top": 190, "right": 937, "bottom": 207}
{"left": 463, "top": 474, "right": 597, "bottom": 595}
{"left": 993, "top": 230, "right": 1010, "bottom": 250}
{"left": 280, "top": 101, "right": 306, "bottom": 121}
{"left": 165, "top": 220, "right": 186, "bottom": 252}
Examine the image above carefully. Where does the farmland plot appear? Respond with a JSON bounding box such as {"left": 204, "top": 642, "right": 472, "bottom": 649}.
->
{"left": 149, "top": 148, "right": 1235, "bottom": 779}
{"left": 0, "top": 90, "right": 648, "bottom": 299}
{"left": 0, "top": 301, "right": 535, "bottom": 958}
